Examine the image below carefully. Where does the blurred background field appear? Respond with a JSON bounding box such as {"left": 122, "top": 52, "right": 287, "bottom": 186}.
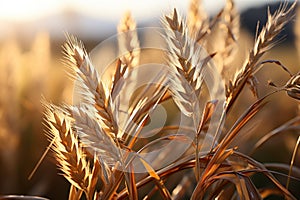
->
{"left": 0, "top": 0, "right": 300, "bottom": 199}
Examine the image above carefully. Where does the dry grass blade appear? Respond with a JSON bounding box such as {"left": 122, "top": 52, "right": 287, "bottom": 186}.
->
{"left": 124, "top": 164, "right": 138, "bottom": 200}
{"left": 195, "top": 100, "right": 218, "bottom": 181}
{"left": 191, "top": 148, "right": 235, "bottom": 199}
{"left": 232, "top": 152, "right": 297, "bottom": 199}
{"left": 217, "top": 96, "right": 267, "bottom": 156}
{"left": 208, "top": 171, "right": 261, "bottom": 200}
{"left": 138, "top": 156, "right": 172, "bottom": 199}
{"left": 265, "top": 163, "right": 300, "bottom": 179}
{"left": 226, "top": 2, "right": 296, "bottom": 110}
{"left": 192, "top": 97, "right": 267, "bottom": 199}
{"left": 44, "top": 103, "right": 91, "bottom": 198}
{"left": 251, "top": 116, "right": 300, "bottom": 154}
{"left": 138, "top": 134, "right": 194, "bottom": 155}
{"left": 261, "top": 170, "right": 297, "bottom": 199}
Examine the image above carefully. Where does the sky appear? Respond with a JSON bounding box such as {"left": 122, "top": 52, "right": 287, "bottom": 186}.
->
{"left": 0, "top": 0, "right": 280, "bottom": 22}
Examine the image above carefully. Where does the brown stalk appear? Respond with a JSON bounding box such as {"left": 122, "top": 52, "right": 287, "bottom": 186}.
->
{"left": 192, "top": 95, "right": 268, "bottom": 199}
{"left": 195, "top": 100, "right": 218, "bottom": 181}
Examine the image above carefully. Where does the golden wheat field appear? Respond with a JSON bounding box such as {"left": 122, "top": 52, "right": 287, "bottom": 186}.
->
{"left": 0, "top": 0, "right": 300, "bottom": 199}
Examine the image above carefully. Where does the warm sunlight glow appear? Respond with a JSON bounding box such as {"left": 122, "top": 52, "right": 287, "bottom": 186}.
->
{"left": 0, "top": 0, "right": 63, "bottom": 21}
{"left": 0, "top": 0, "right": 268, "bottom": 22}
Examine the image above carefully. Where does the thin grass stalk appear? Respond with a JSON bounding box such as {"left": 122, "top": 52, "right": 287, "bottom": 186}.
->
{"left": 251, "top": 116, "right": 300, "bottom": 155}
{"left": 286, "top": 136, "right": 300, "bottom": 191}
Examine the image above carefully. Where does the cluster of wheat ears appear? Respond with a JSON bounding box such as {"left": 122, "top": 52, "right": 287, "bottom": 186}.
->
{"left": 41, "top": 0, "right": 300, "bottom": 199}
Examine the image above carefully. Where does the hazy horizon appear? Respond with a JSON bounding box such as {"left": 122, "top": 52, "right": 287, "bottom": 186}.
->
{"left": 0, "top": 0, "right": 295, "bottom": 41}
{"left": 0, "top": 0, "right": 288, "bottom": 23}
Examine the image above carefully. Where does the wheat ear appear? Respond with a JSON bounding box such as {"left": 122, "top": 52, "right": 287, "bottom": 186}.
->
{"left": 163, "top": 9, "right": 206, "bottom": 117}
{"left": 44, "top": 103, "right": 91, "bottom": 198}
{"left": 118, "top": 11, "right": 140, "bottom": 68}
{"left": 226, "top": 2, "right": 296, "bottom": 110}
{"left": 164, "top": 8, "right": 221, "bottom": 181}
{"left": 72, "top": 105, "right": 121, "bottom": 167}
{"left": 200, "top": 0, "right": 240, "bottom": 75}
{"left": 62, "top": 34, "right": 118, "bottom": 138}
{"left": 187, "top": 0, "right": 209, "bottom": 38}
{"left": 220, "top": 0, "right": 240, "bottom": 69}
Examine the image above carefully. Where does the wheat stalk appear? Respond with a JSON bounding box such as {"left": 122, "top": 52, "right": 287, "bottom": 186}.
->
{"left": 220, "top": 0, "right": 240, "bottom": 71}
{"left": 163, "top": 8, "right": 225, "bottom": 182}
{"left": 40, "top": 1, "right": 300, "bottom": 199}
{"left": 226, "top": 2, "right": 296, "bottom": 110}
